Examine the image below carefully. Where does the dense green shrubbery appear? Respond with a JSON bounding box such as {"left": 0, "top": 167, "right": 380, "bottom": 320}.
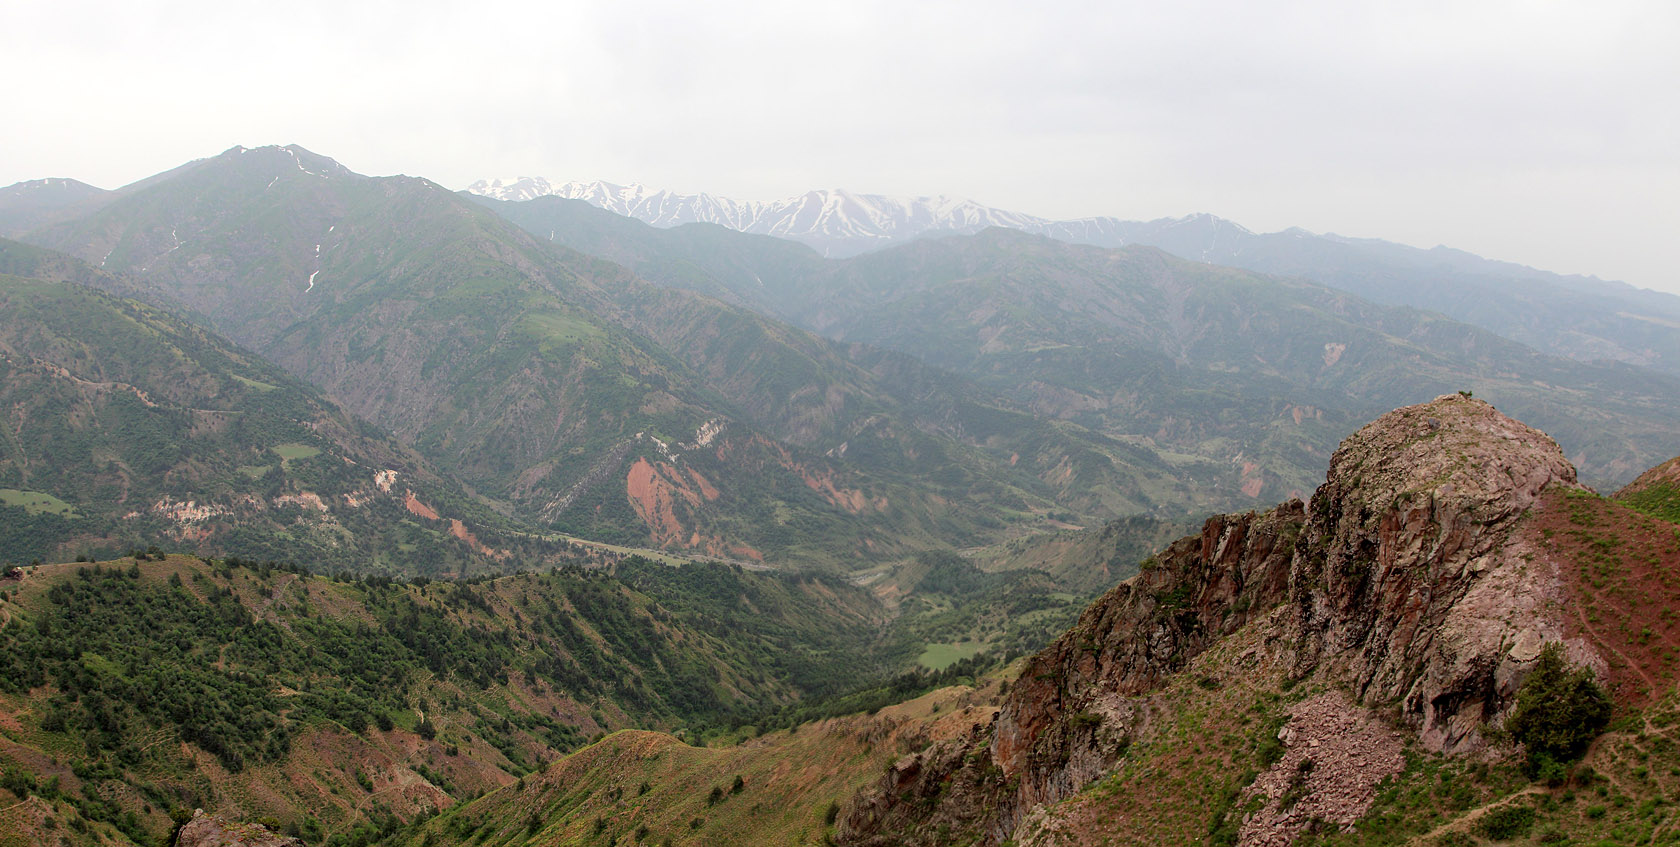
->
{"left": 1506, "top": 643, "right": 1612, "bottom": 773}
{"left": 1477, "top": 803, "right": 1535, "bottom": 840}
{"left": 1621, "top": 482, "right": 1680, "bottom": 524}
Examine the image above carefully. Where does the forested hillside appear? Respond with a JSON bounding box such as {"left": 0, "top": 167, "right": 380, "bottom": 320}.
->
{"left": 0, "top": 553, "right": 891, "bottom": 845}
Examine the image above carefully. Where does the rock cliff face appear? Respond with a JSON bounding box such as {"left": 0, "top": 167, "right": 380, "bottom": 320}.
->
{"left": 839, "top": 395, "right": 1597, "bottom": 846}
{"left": 1286, "top": 394, "right": 1582, "bottom": 753}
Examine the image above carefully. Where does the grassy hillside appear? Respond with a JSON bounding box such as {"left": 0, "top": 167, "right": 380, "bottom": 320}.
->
{"left": 385, "top": 676, "right": 1012, "bottom": 847}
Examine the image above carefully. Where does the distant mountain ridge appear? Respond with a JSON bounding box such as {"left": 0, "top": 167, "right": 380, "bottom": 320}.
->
{"left": 467, "top": 178, "right": 1680, "bottom": 375}
{"left": 0, "top": 177, "right": 113, "bottom": 237}
{"left": 21, "top": 146, "right": 1234, "bottom": 569}
{"left": 466, "top": 178, "right": 1098, "bottom": 258}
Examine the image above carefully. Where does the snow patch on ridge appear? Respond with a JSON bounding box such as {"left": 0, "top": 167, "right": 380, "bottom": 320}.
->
{"left": 465, "top": 178, "right": 1140, "bottom": 257}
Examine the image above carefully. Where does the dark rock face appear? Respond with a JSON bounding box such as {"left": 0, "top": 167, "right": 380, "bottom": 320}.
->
{"left": 175, "top": 810, "right": 304, "bottom": 847}
{"left": 839, "top": 395, "right": 1592, "bottom": 846}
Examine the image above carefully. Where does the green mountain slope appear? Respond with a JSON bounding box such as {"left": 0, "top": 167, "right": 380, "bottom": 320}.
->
{"left": 0, "top": 272, "right": 576, "bottom": 573}
{"left": 472, "top": 197, "right": 1265, "bottom": 515}
{"left": 1104, "top": 212, "right": 1680, "bottom": 377}
{"left": 0, "top": 178, "right": 112, "bottom": 238}
{"left": 797, "top": 231, "right": 1680, "bottom": 491}
{"left": 14, "top": 149, "right": 930, "bottom": 563}
{"left": 19, "top": 147, "right": 1256, "bottom": 567}
{"left": 0, "top": 553, "right": 887, "bottom": 845}
{"left": 481, "top": 202, "right": 1680, "bottom": 494}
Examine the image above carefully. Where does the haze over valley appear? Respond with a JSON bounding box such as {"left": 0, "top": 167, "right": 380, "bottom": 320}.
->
{"left": 2, "top": 2, "right": 1677, "bottom": 845}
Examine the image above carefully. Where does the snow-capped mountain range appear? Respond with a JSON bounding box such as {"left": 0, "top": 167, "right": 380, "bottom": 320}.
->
{"left": 465, "top": 177, "right": 1166, "bottom": 257}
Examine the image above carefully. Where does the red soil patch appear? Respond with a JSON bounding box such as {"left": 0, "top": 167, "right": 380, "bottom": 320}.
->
{"left": 731, "top": 433, "right": 881, "bottom": 514}
{"left": 626, "top": 458, "right": 692, "bottom": 546}
{"left": 798, "top": 464, "right": 881, "bottom": 514}
{"left": 625, "top": 458, "right": 763, "bottom": 558}
{"left": 1527, "top": 487, "right": 1680, "bottom": 706}
{"left": 404, "top": 492, "right": 440, "bottom": 521}
{"left": 449, "top": 518, "right": 510, "bottom": 562}
{"left": 1238, "top": 460, "right": 1265, "bottom": 498}
{"left": 728, "top": 542, "right": 764, "bottom": 561}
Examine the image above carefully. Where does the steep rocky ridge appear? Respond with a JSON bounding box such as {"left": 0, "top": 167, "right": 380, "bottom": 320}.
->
{"left": 837, "top": 395, "right": 1604, "bottom": 845}
{"left": 1287, "top": 394, "right": 1584, "bottom": 753}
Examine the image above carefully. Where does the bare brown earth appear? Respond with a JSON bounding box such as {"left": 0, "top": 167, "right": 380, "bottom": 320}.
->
{"left": 402, "top": 491, "right": 440, "bottom": 520}
{"left": 1528, "top": 486, "right": 1680, "bottom": 706}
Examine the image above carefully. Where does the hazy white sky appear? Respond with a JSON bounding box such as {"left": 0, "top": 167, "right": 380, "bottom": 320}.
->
{"left": 3, "top": 0, "right": 1676, "bottom": 292}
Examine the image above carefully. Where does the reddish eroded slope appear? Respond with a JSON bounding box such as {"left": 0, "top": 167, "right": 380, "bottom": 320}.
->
{"left": 1527, "top": 485, "right": 1680, "bottom": 706}
{"left": 625, "top": 458, "right": 691, "bottom": 546}
{"left": 623, "top": 457, "right": 762, "bottom": 559}
{"left": 715, "top": 433, "right": 884, "bottom": 515}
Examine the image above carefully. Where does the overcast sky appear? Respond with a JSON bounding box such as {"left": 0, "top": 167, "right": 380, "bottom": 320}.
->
{"left": 3, "top": 0, "right": 1676, "bottom": 293}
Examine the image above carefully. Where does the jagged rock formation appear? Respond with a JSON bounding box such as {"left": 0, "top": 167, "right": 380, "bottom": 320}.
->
{"left": 174, "top": 810, "right": 304, "bottom": 847}
{"left": 1286, "top": 393, "right": 1583, "bottom": 752}
{"left": 990, "top": 504, "right": 1304, "bottom": 820}
{"left": 838, "top": 394, "right": 1600, "bottom": 846}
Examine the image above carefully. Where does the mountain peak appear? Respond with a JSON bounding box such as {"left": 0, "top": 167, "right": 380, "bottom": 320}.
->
{"left": 212, "top": 144, "right": 354, "bottom": 180}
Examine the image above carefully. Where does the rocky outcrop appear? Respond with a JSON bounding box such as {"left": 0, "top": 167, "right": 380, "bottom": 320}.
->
{"left": 839, "top": 395, "right": 1598, "bottom": 846}
{"left": 1287, "top": 394, "right": 1581, "bottom": 752}
{"left": 174, "top": 809, "right": 304, "bottom": 847}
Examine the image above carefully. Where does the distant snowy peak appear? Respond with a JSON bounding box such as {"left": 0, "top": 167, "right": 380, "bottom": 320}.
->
{"left": 466, "top": 178, "right": 1142, "bottom": 256}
